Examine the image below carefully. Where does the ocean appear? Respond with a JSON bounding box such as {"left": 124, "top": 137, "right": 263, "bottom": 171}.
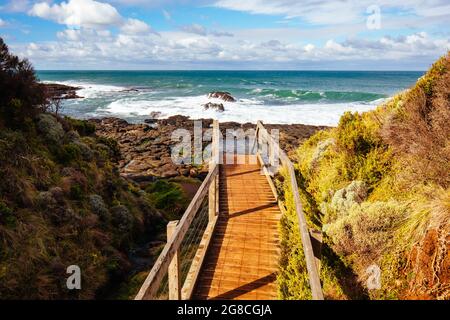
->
{"left": 37, "top": 70, "right": 424, "bottom": 126}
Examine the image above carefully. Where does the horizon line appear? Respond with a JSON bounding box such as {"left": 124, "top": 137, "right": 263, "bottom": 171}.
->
{"left": 35, "top": 69, "right": 427, "bottom": 72}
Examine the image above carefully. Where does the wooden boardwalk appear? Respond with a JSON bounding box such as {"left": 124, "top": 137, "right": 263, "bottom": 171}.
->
{"left": 135, "top": 121, "right": 323, "bottom": 301}
{"left": 193, "top": 156, "right": 281, "bottom": 300}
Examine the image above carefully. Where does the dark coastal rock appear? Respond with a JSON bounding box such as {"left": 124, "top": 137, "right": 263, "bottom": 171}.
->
{"left": 91, "top": 116, "right": 326, "bottom": 183}
{"left": 40, "top": 83, "right": 83, "bottom": 100}
{"left": 208, "top": 91, "right": 236, "bottom": 102}
{"left": 203, "top": 102, "right": 225, "bottom": 112}
{"left": 144, "top": 111, "right": 163, "bottom": 124}
{"left": 144, "top": 118, "right": 157, "bottom": 124}
{"left": 90, "top": 116, "right": 210, "bottom": 182}
{"left": 121, "top": 88, "right": 139, "bottom": 92}
{"left": 150, "top": 111, "right": 162, "bottom": 119}
{"left": 158, "top": 115, "right": 192, "bottom": 127}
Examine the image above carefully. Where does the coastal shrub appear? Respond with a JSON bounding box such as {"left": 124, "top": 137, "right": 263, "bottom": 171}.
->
{"left": 356, "top": 147, "right": 392, "bottom": 189}
{"left": 0, "top": 38, "right": 47, "bottom": 128}
{"left": 277, "top": 171, "right": 312, "bottom": 300}
{"left": 0, "top": 201, "right": 15, "bottom": 227}
{"left": 69, "top": 184, "right": 84, "bottom": 200}
{"left": 324, "top": 201, "right": 408, "bottom": 265}
{"left": 37, "top": 114, "right": 65, "bottom": 144}
{"left": 309, "top": 138, "right": 335, "bottom": 170}
{"left": 36, "top": 191, "right": 57, "bottom": 209}
{"left": 57, "top": 143, "right": 82, "bottom": 164}
{"left": 325, "top": 181, "right": 368, "bottom": 223}
{"left": 66, "top": 130, "right": 81, "bottom": 142}
{"left": 111, "top": 205, "right": 133, "bottom": 232}
{"left": 97, "top": 136, "right": 120, "bottom": 159}
{"left": 284, "top": 53, "right": 450, "bottom": 299}
{"left": 0, "top": 38, "right": 172, "bottom": 299}
{"left": 145, "top": 180, "right": 187, "bottom": 217}
{"left": 89, "top": 194, "right": 110, "bottom": 221}
{"left": 336, "top": 112, "right": 380, "bottom": 156}
{"left": 65, "top": 117, "right": 96, "bottom": 136}
{"left": 0, "top": 129, "right": 28, "bottom": 164}
{"left": 73, "top": 141, "right": 94, "bottom": 161}
{"left": 382, "top": 54, "right": 450, "bottom": 188}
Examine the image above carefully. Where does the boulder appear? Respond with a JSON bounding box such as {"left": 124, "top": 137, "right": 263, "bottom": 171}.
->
{"left": 145, "top": 111, "right": 162, "bottom": 124}
{"left": 150, "top": 111, "right": 162, "bottom": 119}
{"left": 208, "top": 91, "right": 236, "bottom": 102}
{"left": 203, "top": 102, "right": 225, "bottom": 112}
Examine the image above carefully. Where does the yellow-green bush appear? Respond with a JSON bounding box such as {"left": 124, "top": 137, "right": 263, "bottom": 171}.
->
{"left": 277, "top": 170, "right": 312, "bottom": 300}
{"left": 279, "top": 52, "right": 450, "bottom": 300}
{"left": 324, "top": 201, "right": 408, "bottom": 266}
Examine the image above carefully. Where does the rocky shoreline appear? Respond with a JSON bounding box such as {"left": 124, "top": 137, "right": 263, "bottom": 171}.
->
{"left": 40, "top": 82, "right": 327, "bottom": 182}
{"left": 90, "top": 115, "right": 326, "bottom": 183}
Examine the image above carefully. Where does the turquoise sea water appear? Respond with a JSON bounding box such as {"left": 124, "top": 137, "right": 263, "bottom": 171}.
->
{"left": 37, "top": 70, "right": 423, "bottom": 125}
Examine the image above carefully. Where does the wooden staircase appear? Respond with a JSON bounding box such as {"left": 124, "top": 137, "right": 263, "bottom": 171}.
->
{"left": 192, "top": 157, "right": 281, "bottom": 300}
{"left": 135, "top": 121, "right": 324, "bottom": 301}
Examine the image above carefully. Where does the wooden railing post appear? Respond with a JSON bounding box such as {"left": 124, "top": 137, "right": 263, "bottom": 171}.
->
{"left": 209, "top": 120, "right": 219, "bottom": 221}
{"left": 167, "top": 220, "right": 181, "bottom": 300}
{"left": 135, "top": 166, "right": 219, "bottom": 300}
{"left": 254, "top": 121, "right": 324, "bottom": 300}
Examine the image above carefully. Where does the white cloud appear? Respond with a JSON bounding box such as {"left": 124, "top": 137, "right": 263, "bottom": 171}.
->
{"left": 213, "top": 0, "right": 363, "bottom": 24}
{"left": 29, "top": 0, "right": 123, "bottom": 28}
{"left": 304, "top": 44, "right": 315, "bottom": 52}
{"left": 180, "top": 23, "right": 233, "bottom": 37}
{"left": 29, "top": 0, "right": 156, "bottom": 36}
{"left": 6, "top": 0, "right": 448, "bottom": 69}
{"left": 121, "top": 18, "right": 152, "bottom": 35}
{"left": 213, "top": 0, "right": 450, "bottom": 25}
{"left": 181, "top": 23, "right": 207, "bottom": 36}
{"left": 210, "top": 30, "right": 233, "bottom": 37}
{"left": 57, "top": 29, "right": 81, "bottom": 41}
{"left": 56, "top": 28, "right": 112, "bottom": 41}
{"left": 325, "top": 40, "right": 353, "bottom": 54}
{"left": 0, "top": 0, "right": 31, "bottom": 13}
{"left": 0, "top": 19, "right": 7, "bottom": 27}
{"left": 17, "top": 26, "right": 450, "bottom": 70}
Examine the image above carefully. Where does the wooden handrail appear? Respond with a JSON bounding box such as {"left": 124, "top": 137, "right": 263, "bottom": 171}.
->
{"left": 256, "top": 121, "right": 324, "bottom": 300}
{"left": 135, "top": 164, "right": 219, "bottom": 300}
{"left": 135, "top": 121, "right": 221, "bottom": 300}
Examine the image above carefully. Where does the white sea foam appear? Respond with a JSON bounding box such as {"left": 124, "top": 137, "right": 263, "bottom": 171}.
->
{"left": 103, "top": 94, "right": 386, "bottom": 126}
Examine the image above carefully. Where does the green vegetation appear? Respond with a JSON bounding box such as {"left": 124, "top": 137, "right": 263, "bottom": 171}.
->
{"left": 278, "top": 52, "right": 450, "bottom": 300}
{"left": 146, "top": 180, "right": 186, "bottom": 212}
{"left": 0, "top": 38, "right": 196, "bottom": 299}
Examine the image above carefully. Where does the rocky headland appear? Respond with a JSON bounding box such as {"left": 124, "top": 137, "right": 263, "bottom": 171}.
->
{"left": 40, "top": 83, "right": 84, "bottom": 99}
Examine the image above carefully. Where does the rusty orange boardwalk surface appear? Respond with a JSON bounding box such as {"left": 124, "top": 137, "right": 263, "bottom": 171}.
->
{"left": 193, "top": 156, "right": 281, "bottom": 300}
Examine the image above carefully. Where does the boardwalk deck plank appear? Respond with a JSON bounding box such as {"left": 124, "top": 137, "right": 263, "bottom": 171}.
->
{"left": 192, "top": 156, "right": 281, "bottom": 300}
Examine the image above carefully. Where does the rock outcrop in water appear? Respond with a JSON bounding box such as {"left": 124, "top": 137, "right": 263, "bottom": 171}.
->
{"left": 208, "top": 91, "right": 236, "bottom": 102}
{"left": 40, "top": 83, "right": 83, "bottom": 99}
{"left": 203, "top": 102, "right": 225, "bottom": 112}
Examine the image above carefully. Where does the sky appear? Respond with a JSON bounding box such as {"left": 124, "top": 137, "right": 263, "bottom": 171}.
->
{"left": 0, "top": 0, "right": 449, "bottom": 70}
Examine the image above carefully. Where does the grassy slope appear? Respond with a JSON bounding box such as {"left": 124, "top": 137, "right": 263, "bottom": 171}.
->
{"left": 0, "top": 114, "right": 195, "bottom": 299}
{"left": 278, "top": 53, "right": 449, "bottom": 300}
